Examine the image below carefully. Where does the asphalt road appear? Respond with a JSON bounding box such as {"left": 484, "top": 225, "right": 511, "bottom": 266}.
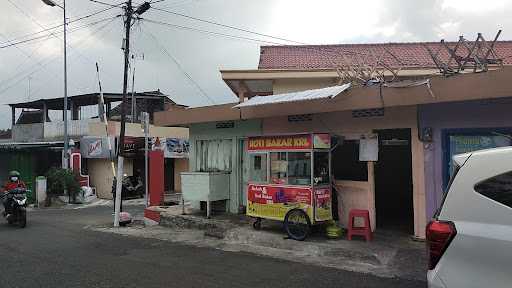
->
{"left": 0, "top": 206, "right": 426, "bottom": 288}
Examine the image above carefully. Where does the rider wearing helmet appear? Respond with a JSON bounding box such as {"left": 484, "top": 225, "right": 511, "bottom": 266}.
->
{"left": 2, "top": 171, "right": 26, "bottom": 217}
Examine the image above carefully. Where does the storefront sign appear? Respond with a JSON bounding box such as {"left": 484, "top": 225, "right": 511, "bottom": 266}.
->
{"left": 248, "top": 134, "right": 313, "bottom": 151}
{"left": 247, "top": 184, "right": 313, "bottom": 221}
{"left": 88, "top": 139, "right": 102, "bottom": 157}
{"left": 80, "top": 136, "right": 115, "bottom": 158}
{"left": 152, "top": 137, "right": 190, "bottom": 158}
{"left": 314, "top": 188, "right": 332, "bottom": 221}
{"left": 447, "top": 134, "right": 511, "bottom": 175}
{"left": 123, "top": 137, "right": 145, "bottom": 153}
{"left": 313, "top": 134, "right": 331, "bottom": 149}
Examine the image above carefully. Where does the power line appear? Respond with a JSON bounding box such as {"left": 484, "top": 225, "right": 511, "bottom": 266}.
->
{"left": 0, "top": 3, "right": 121, "bottom": 46}
{"left": 0, "top": 17, "right": 118, "bottom": 97}
{"left": 0, "top": 14, "right": 118, "bottom": 49}
{"left": 148, "top": 7, "right": 401, "bottom": 69}
{"left": 143, "top": 18, "right": 289, "bottom": 46}
{"left": 0, "top": 17, "right": 116, "bottom": 89}
{"left": 151, "top": 7, "right": 307, "bottom": 45}
{"left": 26, "top": 17, "right": 121, "bottom": 101}
{"left": 142, "top": 24, "right": 216, "bottom": 105}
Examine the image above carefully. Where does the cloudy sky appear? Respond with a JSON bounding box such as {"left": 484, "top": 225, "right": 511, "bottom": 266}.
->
{"left": 0, "top": 0, "right": 510, "bottom": 128}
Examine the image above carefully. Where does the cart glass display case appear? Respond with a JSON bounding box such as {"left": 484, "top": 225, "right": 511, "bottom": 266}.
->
{"left": 246, "top": 133, "right": 333, "bottom": 224}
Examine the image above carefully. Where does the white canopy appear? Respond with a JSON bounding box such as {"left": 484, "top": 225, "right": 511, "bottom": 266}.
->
{"left": 233, "top": 83, "right": 351, "bottom": 108}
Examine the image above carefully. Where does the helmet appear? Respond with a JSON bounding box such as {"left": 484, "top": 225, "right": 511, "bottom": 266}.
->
{"left": 9, "top": 170, "right": 20, "bottom": 177}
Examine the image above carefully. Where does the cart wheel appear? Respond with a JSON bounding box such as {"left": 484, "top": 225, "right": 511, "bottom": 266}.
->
{"left": 284, "top": 209, "right": 311, "bottom": 241}
{"left": 253, "top": 218, "right": 262, "bottom": 230}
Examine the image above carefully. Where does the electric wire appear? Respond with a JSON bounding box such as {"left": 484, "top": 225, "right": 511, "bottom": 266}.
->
{"left": 22, "top": 17, "right": 121, "bottom": 101}
{"left": 0, "top": 3, "right": 122, "bottom": 47}
{"left": 0, "top": 16, "right": 117, "bottom": 92}
{"left": 151, "top": 7, "right": 307, "bottom": 45}
{"left": 0, "top": 17, "right": 119, "bottom": 98}
{"left": 0, "top": 16, "right": 118, "bottom": 89}
{"left": 143, "top": 18, "right": 289, "bottom": 46}
{"left": 147, "top": 8, "right": 399, "bottom": 69}
{"left": 142, "top": 24, "right": 216, "bottom": 105}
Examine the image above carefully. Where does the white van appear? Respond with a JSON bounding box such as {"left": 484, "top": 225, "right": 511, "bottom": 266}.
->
{"left": 427, "top": 147, "right": 512, "bottom": 288}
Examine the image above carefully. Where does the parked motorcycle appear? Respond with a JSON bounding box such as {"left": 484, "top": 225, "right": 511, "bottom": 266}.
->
{"left": 112, "top": 175, "right": 144, "bottom": 200}
{"left": 1, "top": 188, "right": 28, "bottom": 228}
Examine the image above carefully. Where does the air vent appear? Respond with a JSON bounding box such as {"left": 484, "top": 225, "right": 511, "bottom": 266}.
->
{"left": 216, "top": 121, "right": 235, "bottom": 129}
{"left": 352, "top": 108, "right": 384, "bottom": 118}
{"left": 288, "top": 114, "right": 312, "bottom": 122}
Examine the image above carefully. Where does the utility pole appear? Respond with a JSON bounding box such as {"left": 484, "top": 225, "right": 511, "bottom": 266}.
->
{"left": 114, "top": 0, "right": 151, "bottom": 227}
{"left": 141, "top": 112, "right": 150, "bottom": 207}
{"left": 114, "top": 0, "right": 133, "bottom": 227}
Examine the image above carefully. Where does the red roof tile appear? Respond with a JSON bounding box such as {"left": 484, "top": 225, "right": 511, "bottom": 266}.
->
{"left": 258, "top": 41, "right": 512, "bottom": 70}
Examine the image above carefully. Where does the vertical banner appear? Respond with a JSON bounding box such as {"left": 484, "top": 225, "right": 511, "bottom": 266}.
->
{"left": 314, "top": 187, "right": 332, "bottom": 221}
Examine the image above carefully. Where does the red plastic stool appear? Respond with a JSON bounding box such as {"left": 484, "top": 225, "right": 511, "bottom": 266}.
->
{"left": 347, "top": 209, "right": 372, "bottom": 241}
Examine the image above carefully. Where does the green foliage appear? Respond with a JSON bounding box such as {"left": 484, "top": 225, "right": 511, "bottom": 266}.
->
{"left": 46, "top": 167, "right": 81, "bottom": 199}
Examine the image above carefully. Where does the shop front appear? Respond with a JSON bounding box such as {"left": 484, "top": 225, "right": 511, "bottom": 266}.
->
{"left": 258, "top": 106, "right": 426, "bottom": 238}
{"left": 81, "top": 136, "right": 190, "bottom": 199}
{"left": 420, "top": 98, "right": 512, "bottom": 219}
{"left": 245, "top": 133, "right": 332, "bottom": 239}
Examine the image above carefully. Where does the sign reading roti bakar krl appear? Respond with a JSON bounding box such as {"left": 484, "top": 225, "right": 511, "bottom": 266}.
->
{"left": 248, "top": 134, "right": 313, "bottom": 151}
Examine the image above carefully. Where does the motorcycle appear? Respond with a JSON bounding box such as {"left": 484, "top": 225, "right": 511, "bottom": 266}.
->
{"left": 1, "top": 188, "right": 28, "bottom": 228}
{"left": 112, "top": 175, "right": 144, "bottom": 200}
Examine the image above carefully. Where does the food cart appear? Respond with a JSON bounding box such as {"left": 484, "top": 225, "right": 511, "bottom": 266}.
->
{"left": 246, "top": 133, "right": 333, "bottom": 240}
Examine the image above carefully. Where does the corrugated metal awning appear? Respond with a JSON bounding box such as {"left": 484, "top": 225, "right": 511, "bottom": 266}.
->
{"left": 0, "top": 141, "right": 64, "bottom": 150}
{"left": 233, "top": 83, "right": 351, "bottom": 108}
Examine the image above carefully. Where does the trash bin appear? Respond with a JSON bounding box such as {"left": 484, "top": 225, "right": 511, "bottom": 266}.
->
{"left": 35, "top": 176, "right": 47, "bottom": 207}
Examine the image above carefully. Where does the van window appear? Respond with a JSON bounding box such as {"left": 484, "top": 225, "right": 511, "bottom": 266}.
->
{"left": 474, "top": 171, "right": 512, "bottom": 209}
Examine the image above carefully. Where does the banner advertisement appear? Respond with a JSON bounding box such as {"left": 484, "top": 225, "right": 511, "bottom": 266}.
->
{"left": 80, "top": 136, "right": 115, "bottom": 159}
{"left": 313, "top": 133, "right": 331, "bottom": 149}
{"left": 248, "top": 134, "right": 313, "bottom": 151}
{"left": 247, "top": 184, "right": 313, "bottom": 221}
{"left": 314, "top": 187, "right": 332, "bottom": 221}
{"left": 151, "top": 137, "right": 190, "bottom": 158}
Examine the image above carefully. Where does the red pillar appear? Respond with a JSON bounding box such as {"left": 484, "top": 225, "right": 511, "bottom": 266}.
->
{"left": 149, "top": 150, "right": 164, "bottom": 206}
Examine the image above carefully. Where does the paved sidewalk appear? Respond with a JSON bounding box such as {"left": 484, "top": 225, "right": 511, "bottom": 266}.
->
{"left": 91, "top": 205, "right": 427, "bottom": 281}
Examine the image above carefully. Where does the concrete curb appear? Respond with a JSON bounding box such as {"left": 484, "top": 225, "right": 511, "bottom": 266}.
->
{"left": 159, "top": 213, "right": 233, "bottom": 238}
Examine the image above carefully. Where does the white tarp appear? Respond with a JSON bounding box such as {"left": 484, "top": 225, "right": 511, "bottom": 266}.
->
{"left": 233, "top": 83, "right": 351, "bottom": 108}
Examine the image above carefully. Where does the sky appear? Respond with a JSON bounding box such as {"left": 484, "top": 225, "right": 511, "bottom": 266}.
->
{"left": 0, "top": 0, "right": 511, "bottom": 129}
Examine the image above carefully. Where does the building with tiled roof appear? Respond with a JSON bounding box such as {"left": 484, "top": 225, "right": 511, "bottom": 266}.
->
{"left": 258, "top": 41, "right": 512, "bottom": 70}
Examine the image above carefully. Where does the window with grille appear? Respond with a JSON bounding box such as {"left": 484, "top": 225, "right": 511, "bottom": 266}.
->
{"left": 352, "top": 108, "right": 384, "bottom": 118}
{"left": 288, "top": 114, "right": 312, "bottom": 122}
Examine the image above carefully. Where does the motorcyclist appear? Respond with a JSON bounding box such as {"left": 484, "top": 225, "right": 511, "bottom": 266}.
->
{"left": 1, "top": 171, "right": 26, "bottom": 218}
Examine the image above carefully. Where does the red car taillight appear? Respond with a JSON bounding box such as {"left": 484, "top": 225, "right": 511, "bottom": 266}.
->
{"left": 426, "top": 220, "right": 457, "bottom": 270}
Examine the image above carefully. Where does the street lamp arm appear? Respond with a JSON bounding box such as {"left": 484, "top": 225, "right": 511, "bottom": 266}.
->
{"left": 41, "top": 0, "right": 64, "bottom": 9}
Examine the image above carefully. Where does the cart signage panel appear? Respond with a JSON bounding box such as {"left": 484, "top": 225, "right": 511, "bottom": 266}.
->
{"left": 314, "top": 187, "right": 332, "bottom": 221}
{"left": 247, "top": 184, "right": 313, "bottom": 220}
{"left": 248, "top": 134, "right": 313, "bottom": 151}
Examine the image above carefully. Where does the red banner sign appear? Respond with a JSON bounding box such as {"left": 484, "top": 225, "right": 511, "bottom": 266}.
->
{"left": 248, "top": 184, "right": 312, "bottom": 205}
{"left": 248, "top": 134, "right": 312, "bottom": 151}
